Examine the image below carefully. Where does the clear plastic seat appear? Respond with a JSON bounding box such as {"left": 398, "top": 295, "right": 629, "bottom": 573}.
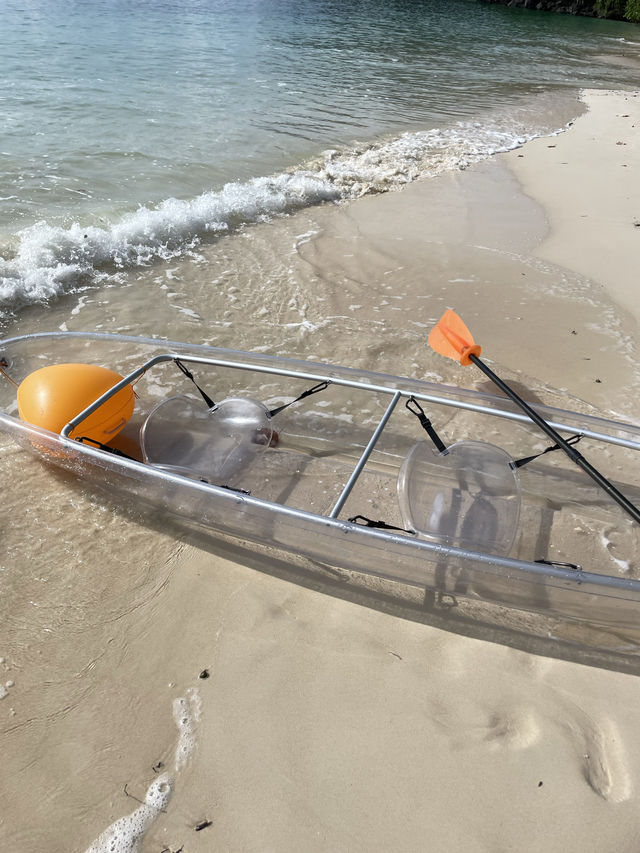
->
{"left": 397, "top": 440, "right": 521, "bottom": 556}
{"left": 140, "top": 395, "right": 273, "bottom": 484}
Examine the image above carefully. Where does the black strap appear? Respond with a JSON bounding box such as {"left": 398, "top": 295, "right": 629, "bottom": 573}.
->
{"left": 218, "top": 483, "right": 251, "bottom": 495}
{"left": 348, "top": 514, "right": 415, "bottom": 535}
{"left": 511, "top": 434, "right": 582, "bottom": 470}
{"left": 535, "top": 558, "right": 582, "bottom": 572}
{"left": 75, "top": 436, "right": 139, "bottom": 462}
{"left": 174, "top": 358, "right": 216, "bottom": 409}
{"left": 174, "top": 359, "right": 328, "bottom": 418}
{"left": 405, "top": 397, "right": 448, "bottom": 454}
{"left": 268, "top": 380, "right": 331, "bottom": 417}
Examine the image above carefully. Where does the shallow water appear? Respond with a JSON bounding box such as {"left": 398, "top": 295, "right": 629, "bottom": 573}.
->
{"left": 1, "top": 0, "right": 640, "bottom": 322}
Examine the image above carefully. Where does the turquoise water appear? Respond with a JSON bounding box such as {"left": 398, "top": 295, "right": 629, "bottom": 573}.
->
{"left": 1, "top": 0, "right": 639, "bottom": 318}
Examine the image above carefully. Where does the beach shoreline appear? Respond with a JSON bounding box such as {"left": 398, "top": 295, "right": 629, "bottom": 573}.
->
{"left": 2, "top": 86, "right": 640, "bottom": 852}
{"left": 508, "top": 89, "right": 640, "bottom": 329}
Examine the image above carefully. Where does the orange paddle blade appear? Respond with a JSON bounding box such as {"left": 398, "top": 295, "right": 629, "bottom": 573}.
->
{"left": 428, "top": 309, "right": 482, "bottom": 366}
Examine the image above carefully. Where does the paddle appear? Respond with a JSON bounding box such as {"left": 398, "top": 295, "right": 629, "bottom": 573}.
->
{"left": 428, "top": 309, "right": 640, "bottom": 526}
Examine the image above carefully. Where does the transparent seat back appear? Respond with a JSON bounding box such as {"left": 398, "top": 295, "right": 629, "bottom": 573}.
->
{"left": 397, "top": 440, "right": 521, "bottom": 556}
{"left": 140, "top": 395, "right": 273, "bottom": 484}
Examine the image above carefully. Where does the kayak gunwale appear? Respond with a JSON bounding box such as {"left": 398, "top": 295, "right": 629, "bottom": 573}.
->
{"left": 2, "top": 330, "right": 640, "bottom": 633}
{"left": 6, "top": 410, "right": 640, "bottom": 594}
{"left": 4, "top": 330, "right": 640, "bottom": 450}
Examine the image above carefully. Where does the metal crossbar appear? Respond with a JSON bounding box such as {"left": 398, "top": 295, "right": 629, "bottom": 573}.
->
{"left": 61, "top": 351, "right": 640, "bottom": 451}
{"left": 329, "top": 391, "right": 402, "bottom": 519}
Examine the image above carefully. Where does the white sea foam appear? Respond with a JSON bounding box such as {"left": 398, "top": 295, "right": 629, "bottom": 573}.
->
{"left": 317, "top": 122, "right": 531, "bottom": 195}
{"left": 83, "top": 687, "right": 201, "bottom": 853}
{"left": 84, "top": 773, "right": 173, "bottom": 853}
{"left": 173, "top": 686, "right": 202, "bottom": 772}
{"left": 0, "top": 172, "right": 337, "bottom": 315}
{"left": 0, "top": 121, "right": 542, "bottom": 317}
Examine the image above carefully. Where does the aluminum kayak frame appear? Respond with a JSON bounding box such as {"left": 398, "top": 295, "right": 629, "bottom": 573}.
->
{"left": 2, "top": 330, "right": 640, "bottom": 633}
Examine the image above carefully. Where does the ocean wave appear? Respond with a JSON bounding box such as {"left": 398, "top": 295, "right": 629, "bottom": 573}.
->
{"left": 0, "top": 121, "right": 542, "bottom": 316}
{"left": 0, "top": 173, "right": 339, "bottom": 314}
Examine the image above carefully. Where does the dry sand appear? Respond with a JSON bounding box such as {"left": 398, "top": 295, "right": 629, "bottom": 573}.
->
{"left": 2, "top": 89, "right": 640, "bottom": 852}
{"left": 510, "top": 89, "right": 639, "bottom": 325}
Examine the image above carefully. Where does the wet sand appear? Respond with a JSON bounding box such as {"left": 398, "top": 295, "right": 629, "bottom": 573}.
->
{"left": 2, "top": 89, "right": 640, "bottom": 852}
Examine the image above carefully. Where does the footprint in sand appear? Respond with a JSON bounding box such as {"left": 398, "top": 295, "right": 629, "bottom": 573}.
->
{"left": 437, "top": 648, "right": 632, "bottom": 803}
{"left": 451, "top": 707, "right": 541, "bottom": 752}
{"left": 560, "top": 705, "right": 632, "bottom": 804}
{"left": 450, "top": 699, "right": 631, "bottom": 802}
{"left": 482, "top": 709, "right": 541, "bottom": 750}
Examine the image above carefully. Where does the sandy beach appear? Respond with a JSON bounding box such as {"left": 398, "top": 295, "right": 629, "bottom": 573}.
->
{"left": 2, "top": 87, "right": 640, "bottom": 852}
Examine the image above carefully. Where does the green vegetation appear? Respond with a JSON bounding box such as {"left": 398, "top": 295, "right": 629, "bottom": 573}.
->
{"left": 624, "top": 0, "right": 640, "bottom": 22}
{"left": 594, "top": 0, "right": 640, "bottom": 19}
{"left": 482, "top": 0, "right": 639, "bottom": 21}
{"left": 594, "top": 0, "right": 625, "bottom": 17}
{"left": 481, "top": 0, "right": 640, "bottom": 24}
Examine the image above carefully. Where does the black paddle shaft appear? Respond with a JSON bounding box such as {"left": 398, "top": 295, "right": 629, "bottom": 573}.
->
{"left": 469, "top": 354, "right": 640, "bottom": 526}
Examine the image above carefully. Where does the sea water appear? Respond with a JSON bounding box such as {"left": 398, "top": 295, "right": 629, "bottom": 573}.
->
{"left": 1, "top": 0, "right": 640, "bottom": 324}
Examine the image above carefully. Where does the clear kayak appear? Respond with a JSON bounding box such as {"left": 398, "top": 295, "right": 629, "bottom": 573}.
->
{"left": 1, "top": 330, "right": 640, "bottom": 641}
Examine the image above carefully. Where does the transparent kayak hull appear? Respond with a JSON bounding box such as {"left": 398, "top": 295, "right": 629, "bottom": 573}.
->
{"left": 2, "top": 330, "right": 640, "bottom": 637}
